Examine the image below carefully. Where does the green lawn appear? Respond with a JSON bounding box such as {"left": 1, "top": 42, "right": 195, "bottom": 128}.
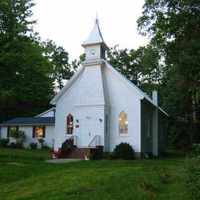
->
{"left": 0, "top": 148, "right": 189, "bottom": 200}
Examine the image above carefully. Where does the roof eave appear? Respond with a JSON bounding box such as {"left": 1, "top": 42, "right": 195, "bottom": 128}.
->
{"left": 0, "top": 122, "right": 55, "bottom": 126}
{"left": 142, "top": 97, "right": 169, "bottom": 117}
{"left": 81, "top": 42, "right": 109, "bottom": 50}
{"left": 35, "top": 107, "right": 55, "bottom": 117}
{"left": 50, "top": 66, "right": 85, "bottom": 105}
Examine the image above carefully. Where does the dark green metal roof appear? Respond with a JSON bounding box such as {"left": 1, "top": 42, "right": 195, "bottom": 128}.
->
{"left": 0, "top": 117, "right": 55, "bottom": 126}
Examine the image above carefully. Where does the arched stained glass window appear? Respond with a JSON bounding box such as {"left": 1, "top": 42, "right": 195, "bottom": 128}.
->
{"left": 66, "top": 114, "right": 74, "bottom": 134}
{"left": 119, "top": 111, "right": 128, "bottom": 134}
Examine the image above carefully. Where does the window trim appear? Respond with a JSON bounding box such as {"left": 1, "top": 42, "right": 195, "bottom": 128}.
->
{"left": 119, "top": 111, "right": 128, "bottom": 136}
{"left": 7, "top": 126, "right": 19, "bottom": 138}
{"left": 145, "top": 118, "right": 152, "bottom": 138}
{"left": 32, "top": 126, "right": 46, "bottom": 138}
{"left": 66, "top": 114, "right": 74, "bottom": 135}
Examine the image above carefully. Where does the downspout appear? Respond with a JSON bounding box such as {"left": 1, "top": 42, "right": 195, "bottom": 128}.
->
{"left": 152, "top": 90, "right": 159, "bottom": 156}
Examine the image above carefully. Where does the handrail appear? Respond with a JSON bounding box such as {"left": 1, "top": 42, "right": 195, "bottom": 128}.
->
{"left": 88, "top": 135, "right": 100, "bottom": 147}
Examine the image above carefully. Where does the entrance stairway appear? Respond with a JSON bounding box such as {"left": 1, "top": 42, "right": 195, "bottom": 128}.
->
{"left": 66, "top": 148, "right": 93, "bottom": 159}
{"left": 57, "top": 135, "right": 102, "bottom": 160}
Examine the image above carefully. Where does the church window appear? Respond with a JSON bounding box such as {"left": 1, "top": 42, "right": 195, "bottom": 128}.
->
{"left": 7, "top": 126, "right": 19, "bottom": 138}
{"left": 145, "top": 119, "right": 151, "bottom": 138}
{"left": 119, "top": 111, "right": 128, "bottom": 134}
{"left": 67, "top": 114, "right": 74, "bottom": 134}
{"left": 33, "top": 126, "right": 45, "bottom": 138}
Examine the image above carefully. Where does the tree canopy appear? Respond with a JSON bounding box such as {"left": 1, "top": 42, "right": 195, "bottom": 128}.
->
{"left": 137, "top": 0, "right": 200, "bottom": 147}
{"left": 0, "top": 1, "right": 64, "bottom": 121}
{"left": 0, "top": 0, "right": 79, "bottom": 122}
{"left": 107, "top": 45, "right": 162, "bottom": 94}
{"left": 43, "top": 40, "right": 75, "bottom": 90}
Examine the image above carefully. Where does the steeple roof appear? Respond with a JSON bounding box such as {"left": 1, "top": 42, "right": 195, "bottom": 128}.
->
{"left": 82, "top": 18, "right": 108, "bottom": 48}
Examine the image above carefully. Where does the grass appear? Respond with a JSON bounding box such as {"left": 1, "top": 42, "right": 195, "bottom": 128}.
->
{"left": 0, "top": 148, "right": 189, "bottom": 200}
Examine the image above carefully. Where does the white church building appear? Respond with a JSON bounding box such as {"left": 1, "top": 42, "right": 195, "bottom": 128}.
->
{"left": 0, "top": 19, "right": 168, "bottom": 157}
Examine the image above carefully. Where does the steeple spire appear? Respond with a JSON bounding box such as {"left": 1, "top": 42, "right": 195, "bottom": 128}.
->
{"left": 82, "top": 18, "right": 108, "bottom": 61}
{"left": 95, "top": 12, "right": 99, "bottom": 23}
{"left": 82, "top": 18, "right": 108, "bottom": 48}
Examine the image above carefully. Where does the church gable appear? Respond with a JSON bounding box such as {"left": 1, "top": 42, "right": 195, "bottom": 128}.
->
{"left": 52, "top": 65, "right": 105, "bottom": 108}
{"left": 104, "top": 61, "right": 144, "bottom": 101}
{"left": 51, "top": 19, "right": 107, "bottom": 106}
{"left": 50, "top": 66, "right": 85, "bottom": 105}
{"left": 102, "top": 62, "right": 143, "bottom": 107}
{"left": 104, "top": 61, "right": 168, "bottom": 116}
{"left": 76, "top": 65, "right": 105, "bottom": 106}
{"left": 55, "top": 68, "right": 85, "bottom": 106}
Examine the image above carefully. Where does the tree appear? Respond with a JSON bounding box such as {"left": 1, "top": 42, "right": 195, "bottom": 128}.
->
{"left": 138, "top": 0, "right": 200, "bottom": 147}
{"left": 0, "top": 0, "right": 36, "bottom": 38}
{"left": 43, "top": 40, "right": 75, "bottom": 90}
{"left": 107, "top": 45, "right": 161, "bottom": 95}
{"left": 71, "top": 53, "right": 85, "bottom": 71}
{"left": 0, "top": 37, "right": 54, "bottom": 121}
{"left": 0, "top": 0, "right": 54, "bottom": 122}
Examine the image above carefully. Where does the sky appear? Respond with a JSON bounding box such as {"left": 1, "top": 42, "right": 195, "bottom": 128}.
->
{"left": 33, "top": 0, "right": 148, "bottom": 60}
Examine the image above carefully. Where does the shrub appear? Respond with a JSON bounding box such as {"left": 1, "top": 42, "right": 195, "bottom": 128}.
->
{"left": 30, "top": 143, "right": 38, "bottom": 150}
{"left": 185, "top": 157, "right": 200, "bottom": 200}
{"left": 8, "top": 142, "right": 17, "bottom": 148}
{"left": 10, "top": 129, "right": 26, "bottom": 146}
{"left": 15, "top": 142, "right": 23, "bottom": 149}
{"left": 10, "top": 130, "right": 25, "bottom": 140}
{"left": 143, "top": 152, "right": 154, "bottom": 159}
{"left": 113, "top": 143, "right": 135, "bottom": 160}
{"left": 89, "top": 147, "right": 103, "bottom": 160}
{"left": 61, "top": 138, "right": 74, "bottom": 152}
{"left": 103, "top": 152, "right": 114, "bottom": 160}
{"left": 8, "top": 142, "right": 23, "bottom": 149}
{"left": 38, "top": 138, "right": 45, "bottom": 148}
{"left": 0, "top": 138, "right": 9, "bottom": 147}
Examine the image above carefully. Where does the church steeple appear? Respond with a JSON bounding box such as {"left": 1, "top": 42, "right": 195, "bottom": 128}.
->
{"left": 82, "top": 18, "right": 108, "bottom": 61}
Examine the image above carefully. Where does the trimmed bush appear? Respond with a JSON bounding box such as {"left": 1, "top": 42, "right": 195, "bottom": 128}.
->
{"left": 30, "top": 143, "right": 38, "bottom": 150}
{"left": 113, "top": 143, "right": 135, "bottom": 160}
{"left": 185, "top": 157, "right": 200, "bottom": 200}
{"left": 0, "top": 138, "right": 9, "bottom": 147}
